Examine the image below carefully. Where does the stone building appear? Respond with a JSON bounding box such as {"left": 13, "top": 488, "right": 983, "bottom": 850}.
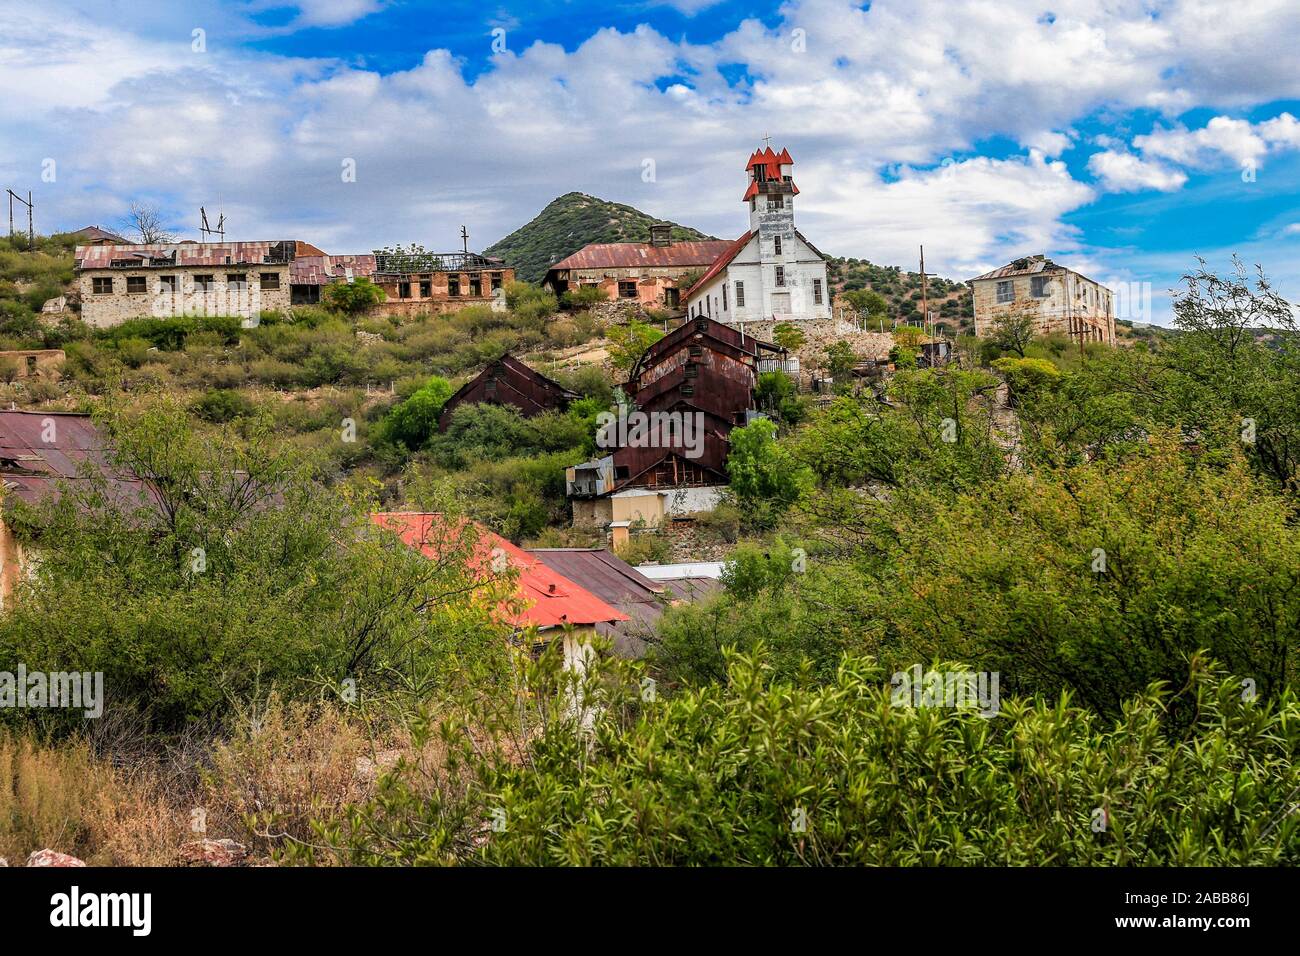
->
{"left": 74, "top": 240, "right": 323, "bottom": 327}
{"left": 542, "top": 225, "right": 734, "bottom": 310}
{"left": 968, "top": 255, "right": 1116, "bottom": 345}
{"left": 368, "top": 250, "right": 513, "bottom": 317}
{"left": 683, "top": 146, "right": 831, "bottom": 325}
{"left": 0, "top": 349, "right": 64, "bottom": 382}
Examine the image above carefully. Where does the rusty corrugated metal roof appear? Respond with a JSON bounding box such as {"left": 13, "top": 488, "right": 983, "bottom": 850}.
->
{"left": 968, "top": 255, "right": 1066, "bottom": 282}
{"left": 547, "top": 240, "right": 735, "bottom": 272}
{"left": 75, "top": 241, "right": 299, "bottom": 270}
{"left": 0, "top": 410, "right": 146, "bottom": 509}
{"left": 289, "top": 255, "right": 377, "bottom": 285}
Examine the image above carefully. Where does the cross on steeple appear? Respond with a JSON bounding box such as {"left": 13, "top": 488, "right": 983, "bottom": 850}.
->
{"left": 761, "top": 132, "right": 772, "bottom": 149}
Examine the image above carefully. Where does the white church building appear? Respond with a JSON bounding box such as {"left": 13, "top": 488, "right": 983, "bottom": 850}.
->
{"left": 683, "top": 146, "right": 830, "bottom": 324}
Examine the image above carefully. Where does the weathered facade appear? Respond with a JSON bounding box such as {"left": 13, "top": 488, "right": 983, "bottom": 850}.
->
{"left": 74, "top": 241, "right": 321, "bottom": 327}
{"left": 288, "top": 254, "right": 378, "bottom": 306}
{"left": 369, "top": 251, "right": 513, "bottom": 317}
{"left": 968, "top": 255, "right": 1116, "bottom": 345}
{"left": 0, "top": 349, "right": 64, "bottom": 382}
{"left": 438, "top": 354, "right": 579, "bottom": 431}
{"left": 684, "top": 147, "right": 831, "bottom": 325}
{"left": 567, "top": 316, "right": 782, "bottom": 527}
{"left": 543, "top": 225, "right": 734, "bottom": 310}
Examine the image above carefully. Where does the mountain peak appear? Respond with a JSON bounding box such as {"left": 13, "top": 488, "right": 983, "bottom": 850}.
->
{"left": 484, "top": 193, "right": 714, "bottom": 282}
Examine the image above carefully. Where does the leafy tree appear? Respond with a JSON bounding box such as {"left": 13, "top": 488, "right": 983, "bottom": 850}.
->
{"left": 725, "top": 418, "right": 814, "bottom": 528}
{"left": 772, "top": 322, "right": 806, "bottom": 352}
{"left": 322, "top": 278, "right": 386, "bottom": 315}
{"left": 755, "top": 370, "right": 806, "bottom": 424}
{"left": 607, "top": 319, "right": 665, "bottom": 373}
{"left": 378, "top": 375, "right": 454, "bottom": 451}
{"left": 988, "top": 304, "right": 1036, "bottom": 357}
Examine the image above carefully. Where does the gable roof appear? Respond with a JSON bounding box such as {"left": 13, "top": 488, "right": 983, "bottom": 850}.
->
{"left": 546, "top": 240, "right": 734, "bottom": 273}
{"left": 371, "top": 512, "right": 627, "bottom": 630}
{"left": 438, "top": 354, "right": 579, "bottom": 429}
{"left": 681, "top": 231, "right": 753, "bottom": 300}
{"left": 71, "top": 225, "right": 128, "bottom": 244}
{"left": 969, "top": 255, "right": 1068, "bottom": 283}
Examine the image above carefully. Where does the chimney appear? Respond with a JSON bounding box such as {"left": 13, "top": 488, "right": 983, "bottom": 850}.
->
{"left": 650, "top": 223, "right": 672, "bottom": 247}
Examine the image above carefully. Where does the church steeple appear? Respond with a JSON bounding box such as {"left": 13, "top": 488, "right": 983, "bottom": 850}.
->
{"left": 744, "top": 145, "right": 799, "bottom": 233}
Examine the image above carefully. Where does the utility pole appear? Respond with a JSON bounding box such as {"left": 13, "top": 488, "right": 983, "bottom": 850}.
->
{"left": 919, "top": 245, "right": 928, "bottom": 339}
{"left": 6, "top": 189, "right": 34, "bottom": 249}
{"left": 460, "top": 225, "right": 469, "bottom": 255}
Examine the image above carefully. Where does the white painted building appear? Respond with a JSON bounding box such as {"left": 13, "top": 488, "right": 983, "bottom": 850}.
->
{"left": 683, "top": 146, "right": 830, "bottom": 324}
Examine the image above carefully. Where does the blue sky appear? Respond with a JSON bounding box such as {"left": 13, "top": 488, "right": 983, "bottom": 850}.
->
{"left": 3, "top": 0, "right": 1300, "bottom": 324}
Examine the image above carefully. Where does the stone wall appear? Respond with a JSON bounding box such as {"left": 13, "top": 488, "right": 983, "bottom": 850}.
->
{"left": 78, "top": 266, "right": 292, "bottom": 327}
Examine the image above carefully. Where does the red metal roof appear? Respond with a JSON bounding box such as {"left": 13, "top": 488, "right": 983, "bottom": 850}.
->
{"left": 682, "top": 231, "right": 752, "bottom": 299}
{"left": 547, "top": 240, "right": 734, "bottom": 273}
{"left": 0, "top": 410, "right": 146, "bottom": 510}
{"left": 370, "top": 513, "right": 627, "bottom": 630}
{"left": 75, "top": 241, "right": 300, "bottom": 270}
{"left": 289, "top": 255, "right": 377, "bottom": 285}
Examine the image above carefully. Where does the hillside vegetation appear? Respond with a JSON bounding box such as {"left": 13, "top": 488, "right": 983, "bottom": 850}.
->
{"left": 484, "top": 192, "right": 714, "bottom": 282}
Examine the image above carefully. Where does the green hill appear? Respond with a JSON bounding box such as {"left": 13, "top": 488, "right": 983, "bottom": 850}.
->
{"left": 484, "top": 192, "right": 714, "bottom": 283}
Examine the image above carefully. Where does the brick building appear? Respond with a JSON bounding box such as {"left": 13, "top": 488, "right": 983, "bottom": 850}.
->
{"left": 543, "top": 225, "right": 734, "bottom": 310}
{"left": 369, "top": 250, "right": 513, "bottom": 317}
{"left": 968, "top": 255, "right": 1116, "bottom": 345}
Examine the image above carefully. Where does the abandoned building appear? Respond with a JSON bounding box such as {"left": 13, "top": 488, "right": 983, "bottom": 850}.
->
{"left": 968, "top": 255, "right": 1117, "bottom": 346}
{"left": 368, "top": 250, "right": 513, "bottom": 317}
{"left": 542, "top": 224, "right": 735, "bottom": 310}
{"left": 70, "top": 225, "right": 128, "bottom": 245}
{"left": 74, "top": 240, "right": 327, "bottom": 327}
{"left": 0, "top": 410, "right": 146, "bottom": 610}
{"left": 289, "top": 254, "right": 378, "bottom": 305}
{"left": 683, "top": 146, "right": 831, "bottom": 325}
{"left": 567, "top": 315, "right": 783, "bottom": 538}
{"left": 437, "top": 354, "right": 579, "bottom": 431}
{"left": 0, "top": 349, "right": 64, "bottom": 382}
{"left": 371, "top": 512, "right": 626, "bottom": 671}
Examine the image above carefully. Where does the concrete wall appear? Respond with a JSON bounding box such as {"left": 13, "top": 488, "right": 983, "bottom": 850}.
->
{"left": 0, "top": 350, "right": 64, "bottom": 381}
{"left": 972, "top": 271, "right": 1116, "bottom": 345}
{"left": 78, "top": 266, "right": 292, "bottom": 327}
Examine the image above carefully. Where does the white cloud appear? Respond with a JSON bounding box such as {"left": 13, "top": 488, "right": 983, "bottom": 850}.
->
{"left": 1087, "top": 150, "right": 1188, "bottom": 193}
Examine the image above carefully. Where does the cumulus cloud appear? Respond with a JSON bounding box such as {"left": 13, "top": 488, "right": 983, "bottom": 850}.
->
{"left": 1087, "top": 150, "right": 1188, "bottom": 192}
{"left": 5, "top": 0, "right": 1300, "bottom": 286}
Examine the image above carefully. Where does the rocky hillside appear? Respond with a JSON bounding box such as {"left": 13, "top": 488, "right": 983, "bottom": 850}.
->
{"left": 484, "top": 192, "right": 714, "bottom": 283}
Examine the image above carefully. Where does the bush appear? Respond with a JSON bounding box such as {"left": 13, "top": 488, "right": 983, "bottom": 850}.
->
{"left": 322, "top": 278, "right": 385, "bottom": 315}
{"left": 192, "top": 388, "right": 257, "bottom": 423}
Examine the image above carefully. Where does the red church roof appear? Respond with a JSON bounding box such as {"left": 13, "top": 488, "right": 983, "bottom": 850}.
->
{"left": 370, "top": 512, "right": 628, "bottom": 630}
{"left": 682, "top": 230, "right": 752, "bottom": 300}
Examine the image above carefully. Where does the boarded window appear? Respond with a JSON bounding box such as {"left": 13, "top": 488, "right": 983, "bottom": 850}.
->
{"left": 735, "top": 281, "right": 745, "bottom": 307}
{"left": 618, "top": 280, "right": 637, "bottom": 299}
{"left": 996, "top": 280, "right": 1013, "bottom": 304}
{"left": 775, "top": 266, "right": 785, "bottom": 287}
{"left": 260, "top": 272, "right": 280, "bottom": 291}
{"left": 689, "top": 344, "right": 703, "bottom": 358}
{"left": 126, "top": 276, "right": 146, "bottom": 294}
{"left": 92, "top": 277, "right": 113, "bottom": 294}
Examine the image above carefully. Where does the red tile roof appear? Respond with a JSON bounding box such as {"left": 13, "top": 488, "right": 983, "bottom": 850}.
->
{"left": 370, "top": 513, "right": 628, "bottom": 630}
{"left": 547, "top": 240, "right": 734, "bottom": 273}
{"left": 682, "top": 231, "right": 752, "bottom": 300}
